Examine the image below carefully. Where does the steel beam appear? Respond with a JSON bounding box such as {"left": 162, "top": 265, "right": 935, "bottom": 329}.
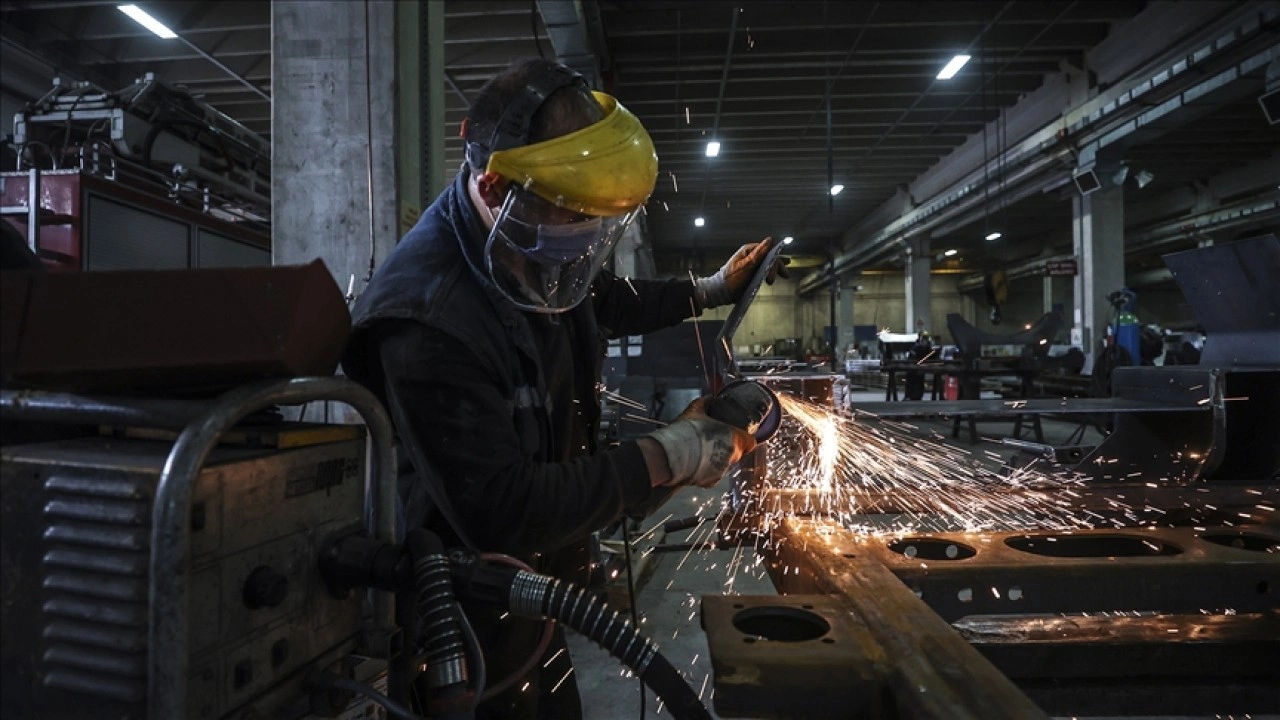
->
{"left": 799, "top": 4, "right": 1279, "bottom": 294}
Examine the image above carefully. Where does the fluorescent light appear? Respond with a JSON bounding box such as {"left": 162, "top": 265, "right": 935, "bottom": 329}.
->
{"left": 783, "top": 236, "right": 794, "bottom": 245}
{"left": 694, "top": 217, "right": 705, "bottom": 227}
{"left": 944, "top": 249, "right": 958, "bottom": 257}
{"left": 985, "top": 231, "right": 1002, "bottom": 241}
{"left": 705, "top": 141, "right": 721, "bottom": 157}
{"left": 936, "top": 54, "right": 971, "bottom": 80}
{"left": 118, "top": 4, "right": 177, "bottom": 39}
{"left": 829, "top": 184, "right": 844, "bottom": 196}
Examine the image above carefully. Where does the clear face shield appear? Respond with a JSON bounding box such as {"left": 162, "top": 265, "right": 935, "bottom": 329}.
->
{"left": 484, "top": 186, "right": 636, "bottom": 314}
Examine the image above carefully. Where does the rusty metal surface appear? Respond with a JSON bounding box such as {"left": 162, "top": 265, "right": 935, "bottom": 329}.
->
{"left": 1, "top": 260, "right": 349, "bottom": 393}
{"left": 700, "top": 594, "right": 883, "bottom": 719}
{"left": 763, "top": 517, "right": 1050, "bottom": 720}
{"left": 953, "top": 612, "right": 1280, "bottom": 678}
{"left": 753, "top": 517, "right": 1280, "bottom": 718}
{"left": 823, "top": 525, "right": 1280, "bottom": 622}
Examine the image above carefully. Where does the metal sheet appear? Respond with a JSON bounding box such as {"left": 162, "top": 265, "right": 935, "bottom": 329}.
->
{"left": 1165, "top": 233, "right": 1280, "bottom": 367}
{"left": 845, "top": 397, "right": 1206, "bottom": 418}
{"left": 714, "top": 242, "right": 787, "bottom": 384}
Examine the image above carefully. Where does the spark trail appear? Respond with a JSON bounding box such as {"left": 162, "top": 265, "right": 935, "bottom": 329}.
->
{"left": 744, "top": 394, "right": 1109, "bottom": 535}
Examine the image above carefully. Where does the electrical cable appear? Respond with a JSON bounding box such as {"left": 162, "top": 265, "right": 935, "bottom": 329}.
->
{"left": 980, "top": 12, "right": 990, "bottom": 241}
{"left": 620, "top": 519, "right": 644, "bottom": 719}
{"left": 457, "top": 605, "right": 487, "bottom": 707}
{"left": 476, "top": 552, "right": 555, "bottom": 702}
{"left": 324, "top": 675, "right": 424, "bottom": 720}
{"left": 361, "top": 0, "right": 378, "bottom": 283}
{"left": 532, "top": 0, "right": 548, "bottom": 60}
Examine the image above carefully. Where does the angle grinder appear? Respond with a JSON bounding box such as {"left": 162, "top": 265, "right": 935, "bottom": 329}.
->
{"left": 704, "top": 380, "right": 782, "bottom": 443}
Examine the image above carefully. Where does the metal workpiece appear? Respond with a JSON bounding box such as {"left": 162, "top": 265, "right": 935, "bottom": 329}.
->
{"left": 759, "top": 517, "right": 1280, "bottom": 718}
{"left": 762, "top": 518, "right": 1050, "bottom": 720}
{"left": 1078, "top": 365, "right": 1280, "bottom": 483}
{"left": 700, "top": 594, "right": 883, "bottom": 720}
{"left": 713, "top": 241, "right": 788, "bottom": 384}
{"left": 836, "top": 525, "right": 1280, "bottom": 622}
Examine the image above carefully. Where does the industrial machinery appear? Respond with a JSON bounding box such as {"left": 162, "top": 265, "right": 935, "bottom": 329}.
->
{"left": 2, "top": 75, "right": 270, "bottom": 270}
{"left": 0, "top": 263, "right": 716, "bottom": 719}
{"left": 700, "top": 235, "right": 1280, "bottom": 719}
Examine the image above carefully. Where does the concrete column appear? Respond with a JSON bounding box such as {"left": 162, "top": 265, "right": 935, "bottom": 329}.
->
{"left": 1043, "top": 276, "right": 1054, "bottom": 314}
{"left": 612, "top": 221, "right": 642, "bottom": 278}
{"left": 423, "top": 0, "right": 447, "bottom": 200}
{"left": 393, "top": 0, "right": 446, "bottom": 234}
{"left": 1071, "top": 186, "right": 1125, "bottom": 355}
{"left": 272, "top": 1, "right": 399, "bottom": 294}
{"left": 904, "top": 238, "right": 931, "bottom": 335}
{"left": 837, "top": 276, "right": 857, "bottom": 356}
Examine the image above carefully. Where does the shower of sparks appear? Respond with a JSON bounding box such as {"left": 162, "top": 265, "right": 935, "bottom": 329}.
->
{"left": 816, "top": 415, "right": 839, "bottom": 493}
{"left": 745, "top": 394, "right": 1107, "bottom": 535}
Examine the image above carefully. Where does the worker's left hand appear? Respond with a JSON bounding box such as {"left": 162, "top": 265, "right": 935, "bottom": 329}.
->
{"left": 695, "top": 237, "right": 791, "bottom": 309}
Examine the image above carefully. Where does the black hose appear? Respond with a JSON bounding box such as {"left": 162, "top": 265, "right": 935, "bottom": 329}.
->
{"left": 508, "top": 573, "right": 712, "bottom": 720}
{"left": 403, "top": 530, "right": 472, "bottom": 720}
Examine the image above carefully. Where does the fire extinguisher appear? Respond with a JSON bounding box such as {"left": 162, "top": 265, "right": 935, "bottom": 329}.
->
{"left": 1109, "top": 288, "right": 1141, "bottom": 365}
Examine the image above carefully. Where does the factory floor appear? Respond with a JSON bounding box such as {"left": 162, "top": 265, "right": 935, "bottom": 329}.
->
{"left": 570, "top": 390, "right": 1237, "bottom": 720}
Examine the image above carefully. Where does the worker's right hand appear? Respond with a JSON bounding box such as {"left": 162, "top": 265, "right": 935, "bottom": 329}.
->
{"left": 646, "top": 396, "right": 757, "bottom": 488}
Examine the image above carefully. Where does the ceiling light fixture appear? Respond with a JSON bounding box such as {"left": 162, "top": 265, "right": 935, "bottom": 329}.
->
{"left": 694, "top": 217, "right": 705, "bottom": 227}
{"left": 936, "top": 54, "right": 971, "bottom": 80}
{"left": 783, "top": 236, "right": 794, "bottom": 245}
{"left": 705, "top": 141, "right": 721, "bottom": 157}
{"left": 117, "top": 4, "right": 177, "bottom": 39}
{"left": 829, "top": 184, "right": 844, "bottom": 196}
{"left": 985, "top": 231, "right": 1002, "bottom": 241}
{"left": 1135, "top": 169, "right": 1155, "bottom": 189}
{"left": 944, "top": 249, "right": 958, "bottom": 257}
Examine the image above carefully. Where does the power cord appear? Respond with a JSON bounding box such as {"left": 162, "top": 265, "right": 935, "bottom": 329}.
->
{"left": 620, "top": 518, "right": 645, "bottom": 719}
{"left": 323, "top": 674, "right": 423, "bottom": 720}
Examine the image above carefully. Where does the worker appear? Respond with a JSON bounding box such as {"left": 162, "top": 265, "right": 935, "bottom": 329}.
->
{"left": 342, "top": 58, "right": 787, "bottom": 719}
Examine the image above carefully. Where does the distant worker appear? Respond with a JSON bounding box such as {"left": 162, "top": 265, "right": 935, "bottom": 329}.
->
{"left": 342, "top": 59, "right": 787, "bottom": 719}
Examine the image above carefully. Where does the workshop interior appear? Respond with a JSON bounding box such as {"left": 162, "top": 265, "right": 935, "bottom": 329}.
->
{"left": 1, "top": 1, "right": 1278, "bottom": 719}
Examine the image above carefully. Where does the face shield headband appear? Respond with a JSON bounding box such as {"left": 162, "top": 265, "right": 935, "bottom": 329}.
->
{"left": 484, "top": 186, "right": 636, "bottom": 314}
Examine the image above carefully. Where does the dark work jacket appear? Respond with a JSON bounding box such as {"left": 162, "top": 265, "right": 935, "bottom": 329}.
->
{"left": 343, "top": 168, "right": 700, "bottom": 558}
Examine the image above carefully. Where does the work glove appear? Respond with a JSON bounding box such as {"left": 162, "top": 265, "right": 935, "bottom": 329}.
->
{"left": 695, "top": 237, "right": 792, "bottom": 309}
{"left": 647, "top": 396, "right": 757, "bottom": 488}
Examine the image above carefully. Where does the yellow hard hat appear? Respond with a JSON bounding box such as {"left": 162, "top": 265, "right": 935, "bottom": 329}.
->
{"left": 485, "top": 92, "right": 658, "bottom": 218}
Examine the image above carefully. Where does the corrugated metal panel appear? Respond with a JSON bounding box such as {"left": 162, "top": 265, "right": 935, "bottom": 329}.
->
{"left": 85, "top": 196, "right": 189, "bottom": 271}
{"left": 195, "top": 229, "right": 270, "bottom": 268}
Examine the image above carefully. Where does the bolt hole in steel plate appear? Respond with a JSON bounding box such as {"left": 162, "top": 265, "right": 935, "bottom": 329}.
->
{"left": 887, "top": 537, "right": 977, "bottom": 560}
{"left": 1005, "top": 534, "right": 1182, "bottom": 557}
{"left": 1198, "top": 530, "right": 1280, "bottom": 553}
{"left": 732, "top": 606, "right": 831, "bottom": 642}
